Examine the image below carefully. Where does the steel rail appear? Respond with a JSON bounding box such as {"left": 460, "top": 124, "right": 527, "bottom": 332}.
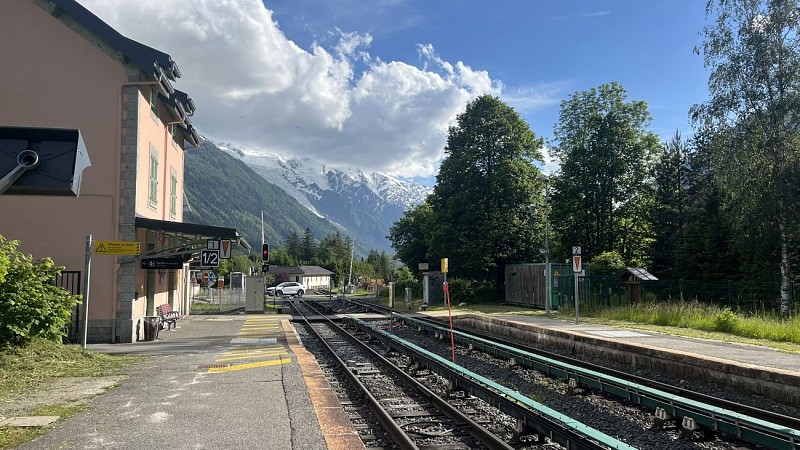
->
{"left": 346, "top": 298, "right": 800, "bottom": 430}
{"left": 345, "top": 315, "right": 637, "bottom": 450}
{"left": 292, "top": 302, "right": 419, "bottom": 450}
{"left": 387, "top": 310, "right": 800, "bottom": 450}
{"left": 294, "top": 300, "right": 515, "bottom": 450}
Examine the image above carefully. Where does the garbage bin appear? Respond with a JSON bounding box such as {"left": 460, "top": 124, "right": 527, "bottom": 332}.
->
{"left": 143, "top": 316, "right": 161, "bottom": 341}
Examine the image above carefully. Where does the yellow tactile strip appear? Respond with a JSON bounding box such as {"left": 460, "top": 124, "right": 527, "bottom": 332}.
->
{"left": 208, "top": 316, "right": 291, "bottom": 373}
{"left": 281, "top": 320, "right": 365, "bottom": 450}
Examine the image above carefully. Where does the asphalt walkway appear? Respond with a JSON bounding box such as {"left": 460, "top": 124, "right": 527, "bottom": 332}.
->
{"left": 19, "top": 314, "right": 328, "bottom": 450}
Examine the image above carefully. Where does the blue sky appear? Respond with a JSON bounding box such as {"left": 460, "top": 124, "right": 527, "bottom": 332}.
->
{"left": 268, "top": 0, "right": 710, "bottom": 141}
{"left": 82, "top": 0, "right": 712, "bottom": 182}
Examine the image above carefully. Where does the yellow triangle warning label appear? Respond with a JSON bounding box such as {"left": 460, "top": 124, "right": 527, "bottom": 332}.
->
{"left": 96, "top": 243, "right": 107, "bottom": 253}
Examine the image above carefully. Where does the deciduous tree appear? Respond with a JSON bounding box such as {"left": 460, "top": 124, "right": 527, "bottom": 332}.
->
{"left": 550, "top": 82, "right": 660, "bottom": 265}
{"left": 692, "top": 0, "right": 800, "bottom": 314}
{"left": 428, "top": 95, "right": 544, "bottom": 289}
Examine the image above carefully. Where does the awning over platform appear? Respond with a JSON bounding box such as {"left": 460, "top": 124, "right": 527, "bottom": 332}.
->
{"left": 133, "top": 216, "right": 250, "bottom": 261}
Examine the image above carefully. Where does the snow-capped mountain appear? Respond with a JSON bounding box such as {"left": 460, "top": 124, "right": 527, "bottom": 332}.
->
{"left": 216, "top": 142, "right": 431, "bottom": 252}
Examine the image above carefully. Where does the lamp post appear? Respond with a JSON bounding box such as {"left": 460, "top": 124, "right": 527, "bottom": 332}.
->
{"left": 540, "top": 176, "right": 551, "bottom": 316}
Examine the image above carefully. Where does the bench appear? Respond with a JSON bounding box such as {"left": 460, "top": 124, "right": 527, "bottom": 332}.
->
{"left": 156, "top": 304, "right": 182, "bottom": 330}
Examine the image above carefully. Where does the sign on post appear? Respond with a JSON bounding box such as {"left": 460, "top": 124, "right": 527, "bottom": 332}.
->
{"left": 572, "top": 255, "right": 582, "bottom": 273}
{"left": 572, "top": 246, "right": 581, "bottom": 324}
{"left": 200, "top": 249, "right": 219, "bottom": 267}
{"left": 141, "top": 256, "right": 183, "bottom": 269}
{"left": 93, "top": 240, "right": 140, "bottom": 255}
{"left": 220, "top": 239, "right": 231, "bottom": 259}
{"left": 441, "top": 258, "right": 448, "bottom": 273}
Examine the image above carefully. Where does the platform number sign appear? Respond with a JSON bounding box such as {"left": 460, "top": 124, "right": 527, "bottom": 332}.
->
{"left": 200, "top": 249, "right": 219, "bottom": 267}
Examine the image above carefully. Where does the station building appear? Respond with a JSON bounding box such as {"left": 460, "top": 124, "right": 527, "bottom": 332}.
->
{"left": 0, "top": 0, "right": 247, "bottom": 343}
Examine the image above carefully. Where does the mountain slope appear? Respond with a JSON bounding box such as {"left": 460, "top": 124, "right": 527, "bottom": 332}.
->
{"left": 222, "top": 149, "right": 431, "bottom": 252}
{"left": 183, "top": 140, "right": 350, "bottom": 251}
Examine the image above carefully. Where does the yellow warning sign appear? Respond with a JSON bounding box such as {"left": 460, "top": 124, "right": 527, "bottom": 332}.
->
{"left": 93, "top": 240, "right": 140, "bottom": 255}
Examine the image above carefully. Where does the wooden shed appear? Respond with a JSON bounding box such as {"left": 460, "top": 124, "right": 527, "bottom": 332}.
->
{"left": 616, "top": 268, "right": 658, "bottom": 303}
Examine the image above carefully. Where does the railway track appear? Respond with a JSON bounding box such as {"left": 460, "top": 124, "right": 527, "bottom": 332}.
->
{"left": 290, "top": 300, "right": 518, "bottom": 450}
{"left": 292, "top": 299, "right": 647, "bottom": 449}
{"left": 343, "top": 298, "right": 800, "bottom": 450}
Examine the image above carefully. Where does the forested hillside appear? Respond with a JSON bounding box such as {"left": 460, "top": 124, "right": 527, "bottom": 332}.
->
{"left": 183, "top": 140, "right": 355, "bottom": 252}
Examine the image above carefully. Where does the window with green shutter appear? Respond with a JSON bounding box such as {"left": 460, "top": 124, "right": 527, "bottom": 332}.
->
{"left": 170, "top": 168, "right": 178, "bottom": 218}
{"left": 149, "top": 146, "right": 159, "bottom": 208}
{"left": 150, "top": 88, "right": 158, "bottom": 116}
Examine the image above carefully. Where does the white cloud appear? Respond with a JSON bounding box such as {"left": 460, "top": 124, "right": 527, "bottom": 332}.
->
{"left": 76, "top": 0, "right": 504, "bottom": 178}
{"left": 540, "top": 146, "right": 560, "bottom": 176}
{"left": 582, "top": 11, "right": 610, "bottom": 17}
{"left": 502, "top": 82, "right": 565, "bottom": 114}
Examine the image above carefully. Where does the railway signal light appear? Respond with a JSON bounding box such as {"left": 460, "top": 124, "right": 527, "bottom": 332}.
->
{"left": 261, "top": 243, "right": 269, "bottom": 262}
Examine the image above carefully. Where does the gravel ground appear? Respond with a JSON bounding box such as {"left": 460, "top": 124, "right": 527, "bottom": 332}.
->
{"left": 384, "top": 320, "right": 763, "bottom": 449}
{"left": 444, "top": 317, "right": 800, "bottom": 418}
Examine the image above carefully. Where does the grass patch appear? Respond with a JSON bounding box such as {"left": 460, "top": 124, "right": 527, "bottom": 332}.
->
{"left": 0, "top": 404, "right": 89, "bottom": 449}
{"left": 0, "top": 426, "right": 40, "bottom": 449}
{"left": 0, "top": 339, "right": 139, "bottom": 398}
{"left": 554, "top": 301, "right": 800, "bottom": 351}
{"left": 0, "top": 339, "right": 139, "bottom": 449}
{"left": 190, "top": 302, "right": 220, "bottom": 313}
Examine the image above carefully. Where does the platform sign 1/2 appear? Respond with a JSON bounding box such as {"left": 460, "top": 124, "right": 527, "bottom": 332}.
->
{"left": 200, "top": 249, "right": 219, "bottom": 267}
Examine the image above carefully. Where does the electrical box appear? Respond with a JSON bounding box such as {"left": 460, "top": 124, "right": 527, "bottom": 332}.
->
{"left": 245, "top": 276, "right": 265, "bottom": 313}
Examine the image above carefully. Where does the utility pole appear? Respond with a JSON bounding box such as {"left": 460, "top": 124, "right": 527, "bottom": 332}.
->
{"left": 540, "top": 175, "right": 551, "bottom": 316}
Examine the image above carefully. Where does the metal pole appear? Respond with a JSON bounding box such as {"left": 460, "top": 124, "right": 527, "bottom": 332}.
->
{"left": 82, "top": 235, "right": 93, "bottom": 349}
{"left": 544, "top": 180, "right": 551, "bottom": 316}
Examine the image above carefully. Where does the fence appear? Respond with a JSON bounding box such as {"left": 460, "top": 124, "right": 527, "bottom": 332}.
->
{"left": 190, "top": 283, "right": 246, "bottom": 311}
{"left": 54, "top": 270, "right": 82, "bottom": 342}
{"left": 581, "top": 276, "right": 797, "bottom": 316}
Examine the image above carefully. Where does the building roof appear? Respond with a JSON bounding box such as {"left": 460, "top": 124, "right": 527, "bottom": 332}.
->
{"left": 48, "top": 0, "right": 198, "bottom": 146}
{"left": 268, "top": 265, "right": 334, "bottom": 276}
{"left": 617, "top": 268, "right": 659, "bottom": 281}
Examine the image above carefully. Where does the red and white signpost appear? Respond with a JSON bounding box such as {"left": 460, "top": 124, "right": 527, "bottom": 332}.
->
{"left": 572, "top": 246, "right": 582, "bottom": 324}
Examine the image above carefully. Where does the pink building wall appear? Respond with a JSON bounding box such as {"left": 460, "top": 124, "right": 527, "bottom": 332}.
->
{"left": 1, "top": 0, "right": 191, "bottom": 342}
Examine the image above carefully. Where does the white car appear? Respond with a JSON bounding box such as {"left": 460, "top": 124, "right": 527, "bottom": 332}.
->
{"left": 266, "top": 281, "right": 306, "bottom": 297}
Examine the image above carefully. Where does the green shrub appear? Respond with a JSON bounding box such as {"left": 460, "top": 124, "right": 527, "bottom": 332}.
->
{"left": 0, "top": 235, "right": 81, "bottom": 346}
{"left": 394, "top": 279, "right": 421, "bottom": 299}
{"left": 712, "top": 308, "right": 738, "bottom": 333}
{"left": 590, "top": 251, "right": 625, "bottom": 276}
{"left": 446, "top": 278, "right": 476, "bottom": 304}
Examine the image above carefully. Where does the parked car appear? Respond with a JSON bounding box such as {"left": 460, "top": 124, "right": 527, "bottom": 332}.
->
{"left": 267, "top": 281, "right": 306, "bottom": 297}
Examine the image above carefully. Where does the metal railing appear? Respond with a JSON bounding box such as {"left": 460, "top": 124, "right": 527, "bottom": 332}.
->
{"left": 54, "top": 270, "right": 82, "bottom": 342}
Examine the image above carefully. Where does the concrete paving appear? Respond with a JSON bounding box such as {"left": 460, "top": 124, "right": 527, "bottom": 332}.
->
{"left": 19, "top": 314, "right": 328, "bottom": 450}
{"left": 491, "top": 313, "right": 800, "bottom": 373}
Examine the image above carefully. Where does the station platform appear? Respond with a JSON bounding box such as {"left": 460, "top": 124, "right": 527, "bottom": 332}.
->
{"left": 17, "top": 310, "right": 800, "bottom": 449}
{"left": 19, "top": 314, "right": 361, "bottom": 450}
